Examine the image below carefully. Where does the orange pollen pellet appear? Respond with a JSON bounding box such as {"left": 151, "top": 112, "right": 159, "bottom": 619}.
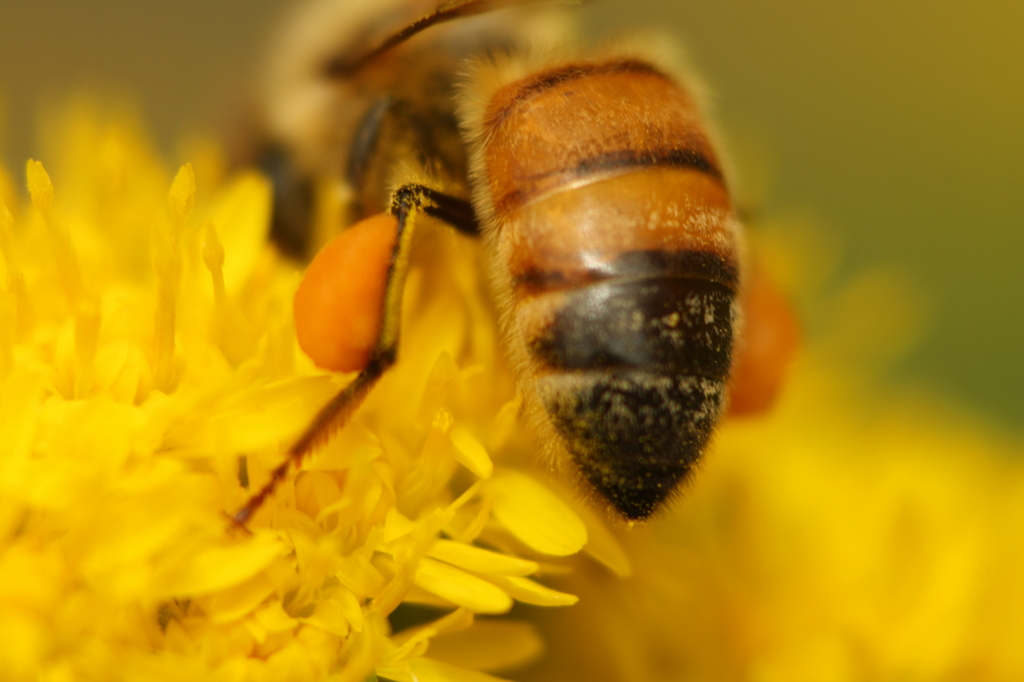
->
{"left": 726, "top": 262, "right": 800, "bottom": 416}
{"left": 293, "top": 212, "right": 398, "bottom": 372}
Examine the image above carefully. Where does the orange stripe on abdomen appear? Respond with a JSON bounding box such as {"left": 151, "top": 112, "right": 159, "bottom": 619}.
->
{"left": 496, "top": 167, "right": 739, "bottom": 303}
{"left": 483, "top": 60, "right": 726, "bottom": 215}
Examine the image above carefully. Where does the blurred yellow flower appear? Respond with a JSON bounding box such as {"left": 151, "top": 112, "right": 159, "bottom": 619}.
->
{"left": 1, "top": 106, "right": 1022, "bottom": 682}
{"left": 528, "top": 368, "right": 1024, "bottom": 681}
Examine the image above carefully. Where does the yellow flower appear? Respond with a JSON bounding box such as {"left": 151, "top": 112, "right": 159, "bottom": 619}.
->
{"left": 0, "top": 108, "right": 586, "bottom": 682}
{"left": 2, "top": 105, "right": 1023, "bottom": 682}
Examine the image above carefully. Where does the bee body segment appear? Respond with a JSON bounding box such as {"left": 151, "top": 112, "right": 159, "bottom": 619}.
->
{"left": 462, "top": 53, "right": 742, "bottom": 520}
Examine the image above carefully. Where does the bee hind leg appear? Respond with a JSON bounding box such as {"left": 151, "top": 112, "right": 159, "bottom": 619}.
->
{"left": 231, "top": 183, "right": 478, "bottom": 526}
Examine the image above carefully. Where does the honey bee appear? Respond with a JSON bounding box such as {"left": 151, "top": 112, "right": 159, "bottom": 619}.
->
{"left": 236, "top": 0, "right": 797, "bottom": 524}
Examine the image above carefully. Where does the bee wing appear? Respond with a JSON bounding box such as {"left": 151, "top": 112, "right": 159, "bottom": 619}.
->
{"left": 328, "top": 0, "right": 583, "bottom": 75}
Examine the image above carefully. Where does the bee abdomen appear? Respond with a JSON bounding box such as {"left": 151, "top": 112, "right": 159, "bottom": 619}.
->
{"left": 470, "top": 55, "right": 743, "bottom": 519}
{"left": 519, "top": 264, "right": 735, "bottom": 520}
{"left": 534, "top": 369, "right": 726, "bottom": 520}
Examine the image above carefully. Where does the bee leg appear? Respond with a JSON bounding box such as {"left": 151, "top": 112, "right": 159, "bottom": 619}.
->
{"left": 232, "top": 183, "right": 476, "bottom": 526}
{"left": 231, "top": 356, "right": 389, "bottom": 526}
{"left": 392, "top": 183, "right": 479, "bottom": 237}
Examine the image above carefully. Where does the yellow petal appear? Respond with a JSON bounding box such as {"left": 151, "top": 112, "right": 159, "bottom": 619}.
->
{"left": 334, "top": 587, "right": 365, "bottom": 633}
{"left": 444, "top": 497, "right": 492, "bottom": 544}
{"left": 168, "top": 163, "right": 195, "bottom": 223}
{"left": 295, "top": 470, "right": 342, "bottom": 519}
{"left": 489, "top": 470, "right": 587, "bottom": 556}
{"left": 335, "top": 624, "right": 384, "bottom": 682}
{"left": 428, "top": 620, "right": 544, "bottom": 673}
{"left": 26, "top": 159, "right": 54, "bottom": 214}
{"left": 383, "top": 508, "right": 417, "bottom": 543}
{"left": 335, "top": 552, "right": 387, "bottom": 599}
{"left": 486, "top": 575, "right": 578, "bottom": 607}
{"left": 401, "top": 585, "right": 457, "bottom": 609}
{"left": 93, "top": 340, "right": 152, "bottom": 404}
{"left": 0, "top": 368, "right": 44, "bottom": 465}
{"left": 253, "top": 600, "right": 298, "bottom": 633}
{"left": 379, "top": 658, "right": 513, "bottom": 682}
{"left": 574, "top": 500, "right": 632, "bottom": 578}
{"left": 490, "top": 393, "right": 523, "bottom": 450}
{"left": 0, "top": 610, "right": 45, "bottom": 680}
{"left": 302, "top": 597, "right": 353, "bottom": 638}
{"left": 150, "top": 533, "right": 283, "bottom": 598}
{"left": 450, "top": 425, "right": 493, "bottom": 479}
{"left": 406, "top": 658, "right": 513, "bottom": 682}
{"left": 0, "top": 192, "right": 14, "bottom": 239}
{"left": 0, "top": 166, "right": 15, "bottom": 222}
{"left": 391, "top": 607, "right": 473, "bottom": 647}
{"left": 166, "top": 375, "right": 337, "bottom": 456}
{"left": 205, "top": 171, "right": 271, "bottom": 294}
{"left": 203, "top": 574, "right": 277, "bottom": 624}
{"left": 202, "top": 217, "right": 225, "bottom": 272}
{"left": 388, "top": 608, "right": 477, "bottom": 665}
{"left": 416, "top": 352, "right": 460, "bottom": 428}
{"left": 413, "top": 557, "right": 513, "bottom": 614}
{"left": 429, "top": 540, "right": 538, "bottom": 577}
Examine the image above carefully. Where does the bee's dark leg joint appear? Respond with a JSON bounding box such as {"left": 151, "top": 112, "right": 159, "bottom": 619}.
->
{"left": 391, "top": 184, "right": 480, "bottom": 237}
{"left": 369, "top": 346, "right": 398, "bottom": 369}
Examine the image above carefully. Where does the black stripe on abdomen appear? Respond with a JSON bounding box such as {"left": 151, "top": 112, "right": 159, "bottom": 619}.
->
{"left": 515, "top": 249, "right": 739, "bottom": 295}
{"left": 528, "top": 276, "right": 736, "bottom": 378}
{"left": 498, "top": 148, "right": 726, "bottom": 214}
{"left": 520, "top": 146, "right": 725, "bottom": 188}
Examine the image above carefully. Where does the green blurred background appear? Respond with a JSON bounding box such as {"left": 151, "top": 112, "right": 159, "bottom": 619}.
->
{"left": 1, "top": 0, "right": 1021, "bottom": 427}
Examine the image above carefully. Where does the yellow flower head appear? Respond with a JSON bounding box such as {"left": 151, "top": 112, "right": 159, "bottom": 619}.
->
{"left": 1, "top": 106, "right": 1023, "bottom": 682}
{"left": 0, "top": 110, "right": 590, "bottom": 682}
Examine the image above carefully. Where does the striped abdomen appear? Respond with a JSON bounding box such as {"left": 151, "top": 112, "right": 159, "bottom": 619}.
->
{"left": 476, "top": 58, "right": 741, "bottom": 520}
